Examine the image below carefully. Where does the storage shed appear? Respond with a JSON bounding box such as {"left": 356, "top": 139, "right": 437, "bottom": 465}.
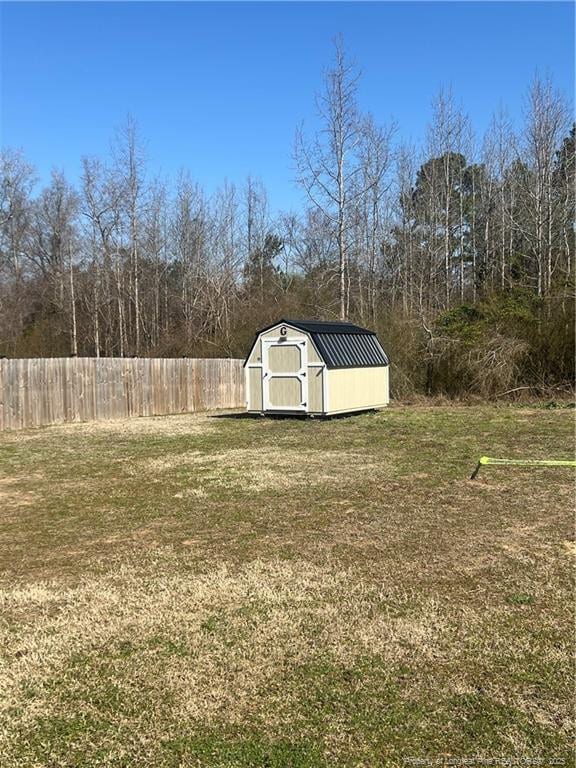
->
{"left": 244, "top": 319, "right": 390, "bottom": 416}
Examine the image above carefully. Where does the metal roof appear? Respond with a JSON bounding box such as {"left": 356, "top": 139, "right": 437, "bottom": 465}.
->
{"left": 246, "top": 319, "right": 389, "bottom": 369}
{"left": 312, "top": 331, "right": 389, "bottom": 369}
{"left": 281, "top": 319, "right": 375, "bottom": 336}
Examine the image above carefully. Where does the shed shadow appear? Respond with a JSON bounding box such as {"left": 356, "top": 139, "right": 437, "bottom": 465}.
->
{"left": 209, "top": 412, "right": 306, "bottom": 421}
{"left": 209, "top": 412, "right": 257, "bottom": 420}
{"left": 209, "top": 409, "right": 379, "bottom": 421}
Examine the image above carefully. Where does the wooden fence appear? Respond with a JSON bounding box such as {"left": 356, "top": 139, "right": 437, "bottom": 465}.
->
{"left": 0, "top": 357, "right": 245, "bottom": 430}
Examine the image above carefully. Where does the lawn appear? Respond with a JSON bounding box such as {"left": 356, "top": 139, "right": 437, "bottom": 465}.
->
{"left": 0, "top": 405, "right": 573, "bottom": 767}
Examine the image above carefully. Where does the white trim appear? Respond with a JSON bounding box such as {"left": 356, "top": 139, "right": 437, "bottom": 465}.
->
{"left": 258, "top": 324, "right": 324, "bottom": 367}
{"left": 264, "top": 372, "right": 304, "bottom": 378}
{"left": 262, "top": 334, "right": 309, "bottom": 345}
{"left": 322, "top": 364, "right": 329, "bottom": 413}
{"left": 244, "top": 360, "right": 249, "bottom": 408}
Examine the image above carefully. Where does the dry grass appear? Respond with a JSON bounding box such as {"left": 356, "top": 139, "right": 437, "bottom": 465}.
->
{"left": 138, "top": 447, "right": 386, "bottom": 492}
{"left": 0, "top": 558, "right": 442, "bottom": 727}
{"left": 0, "top": 405, "right": 573, "bottom": 767}
{"left": 0, "top": 412, "right": 219, "bottom": 446}
{"left": 0, "top": 478, "right": 39, "bottom": 512}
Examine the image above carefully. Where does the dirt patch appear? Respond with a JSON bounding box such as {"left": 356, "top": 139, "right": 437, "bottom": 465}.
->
{"left": 57, "top": 412, "right": 220, "bottom": 437}
{"left": 562, "top": 539, "right": 576, "bottom": 556}
{"left": 0, "top": 412, "right": 222, "bottom": 442}
{"left": 0, "top": 477, "right": 38, "bottom": 509}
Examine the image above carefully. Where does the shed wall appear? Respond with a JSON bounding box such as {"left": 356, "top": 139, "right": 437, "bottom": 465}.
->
{"left": 246, "top": 324, "right": 325, "bottom": 413}
{"left": 248, "top": 366, "right": 262, "bottom": 411}
{"left": 326, "top": 366, "right": 389, "bottom": 414}
{"left": 246, "top": 337, "right": 262, "bottom": 366}
{"left": 308, "top": 367, "right": 324, "bottom": 412}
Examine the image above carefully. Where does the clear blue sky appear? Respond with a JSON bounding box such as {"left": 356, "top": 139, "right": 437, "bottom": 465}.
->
{"left": 1, "top": 1, "right": 574, "bottom": 213}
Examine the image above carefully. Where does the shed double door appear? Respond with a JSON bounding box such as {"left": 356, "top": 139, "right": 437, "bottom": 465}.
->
{"left": 262, "top": 338, "right": 308, "bottom": 412}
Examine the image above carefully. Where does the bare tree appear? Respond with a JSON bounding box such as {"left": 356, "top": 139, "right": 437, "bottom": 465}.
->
{"left": 243, "top": 176, "right": 269, "bottom": 300}
{"left": 425, "top": 88, "right": 470, "bottom": 308}
{"left": 394, "top": 144, "right": 417, "bottom": 315}
{"left": 81, "top": 156, "right": 123, "bottom": 355}
{"left": 0, "top": 150, "right": 35, "bottom": 351}
{"left": 295, "top": 36, "right": 366, "bottom": 320}
{"left": 31, "top": 171, "right": 80, "bottom": 354}
{"left": 112, "top": 115, "right": 146, "bottom": 354}
{"left": 518, "top": 76, "right": 569, "bottom": 296}
{"left": 143, "top": 178, "right": 168, "bottom": 350}
{"left": 355, "top": 115, "right": 395, "bottom": 323}
{"left": 482, "top": 108, "right": 515, "bottom": 291}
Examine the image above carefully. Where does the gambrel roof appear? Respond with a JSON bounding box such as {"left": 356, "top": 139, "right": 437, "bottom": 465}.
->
{"left": 245, "top": 319, "right": 389, "bottom": 369}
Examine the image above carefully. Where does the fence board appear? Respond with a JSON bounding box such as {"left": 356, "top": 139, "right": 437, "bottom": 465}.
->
{"left": 0, "top": 357, "right": 245, "bottom": 430}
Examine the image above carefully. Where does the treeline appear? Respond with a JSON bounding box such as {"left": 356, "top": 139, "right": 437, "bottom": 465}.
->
{"left": 0, "top": 42, "right": 574, "bottom": 397}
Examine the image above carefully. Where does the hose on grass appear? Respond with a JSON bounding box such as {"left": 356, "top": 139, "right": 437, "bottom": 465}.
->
{"left": 470, "top": 455, "right": 576, "bottom": 479}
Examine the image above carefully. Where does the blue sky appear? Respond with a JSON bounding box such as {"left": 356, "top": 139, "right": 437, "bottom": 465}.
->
{"left": 1, "top": 1, "right": 574, "bottom": 213}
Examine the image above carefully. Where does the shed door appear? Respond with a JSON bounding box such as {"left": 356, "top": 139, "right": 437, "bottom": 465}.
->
{"left": 262, "top": 338, "right": 308, "bottom": 412}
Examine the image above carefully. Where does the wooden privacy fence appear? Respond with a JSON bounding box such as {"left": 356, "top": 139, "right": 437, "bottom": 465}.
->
{"left": 0, "top": 357, "right": 245, "bottom": 430}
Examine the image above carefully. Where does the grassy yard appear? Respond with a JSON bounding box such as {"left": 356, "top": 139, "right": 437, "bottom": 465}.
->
{"left": 0, "top": 405, "right": 573, "bottom": 767}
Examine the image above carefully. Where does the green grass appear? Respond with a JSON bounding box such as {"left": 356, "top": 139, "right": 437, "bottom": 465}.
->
{"left": 0, "top": 405, "right": 573, "bottom": 767}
